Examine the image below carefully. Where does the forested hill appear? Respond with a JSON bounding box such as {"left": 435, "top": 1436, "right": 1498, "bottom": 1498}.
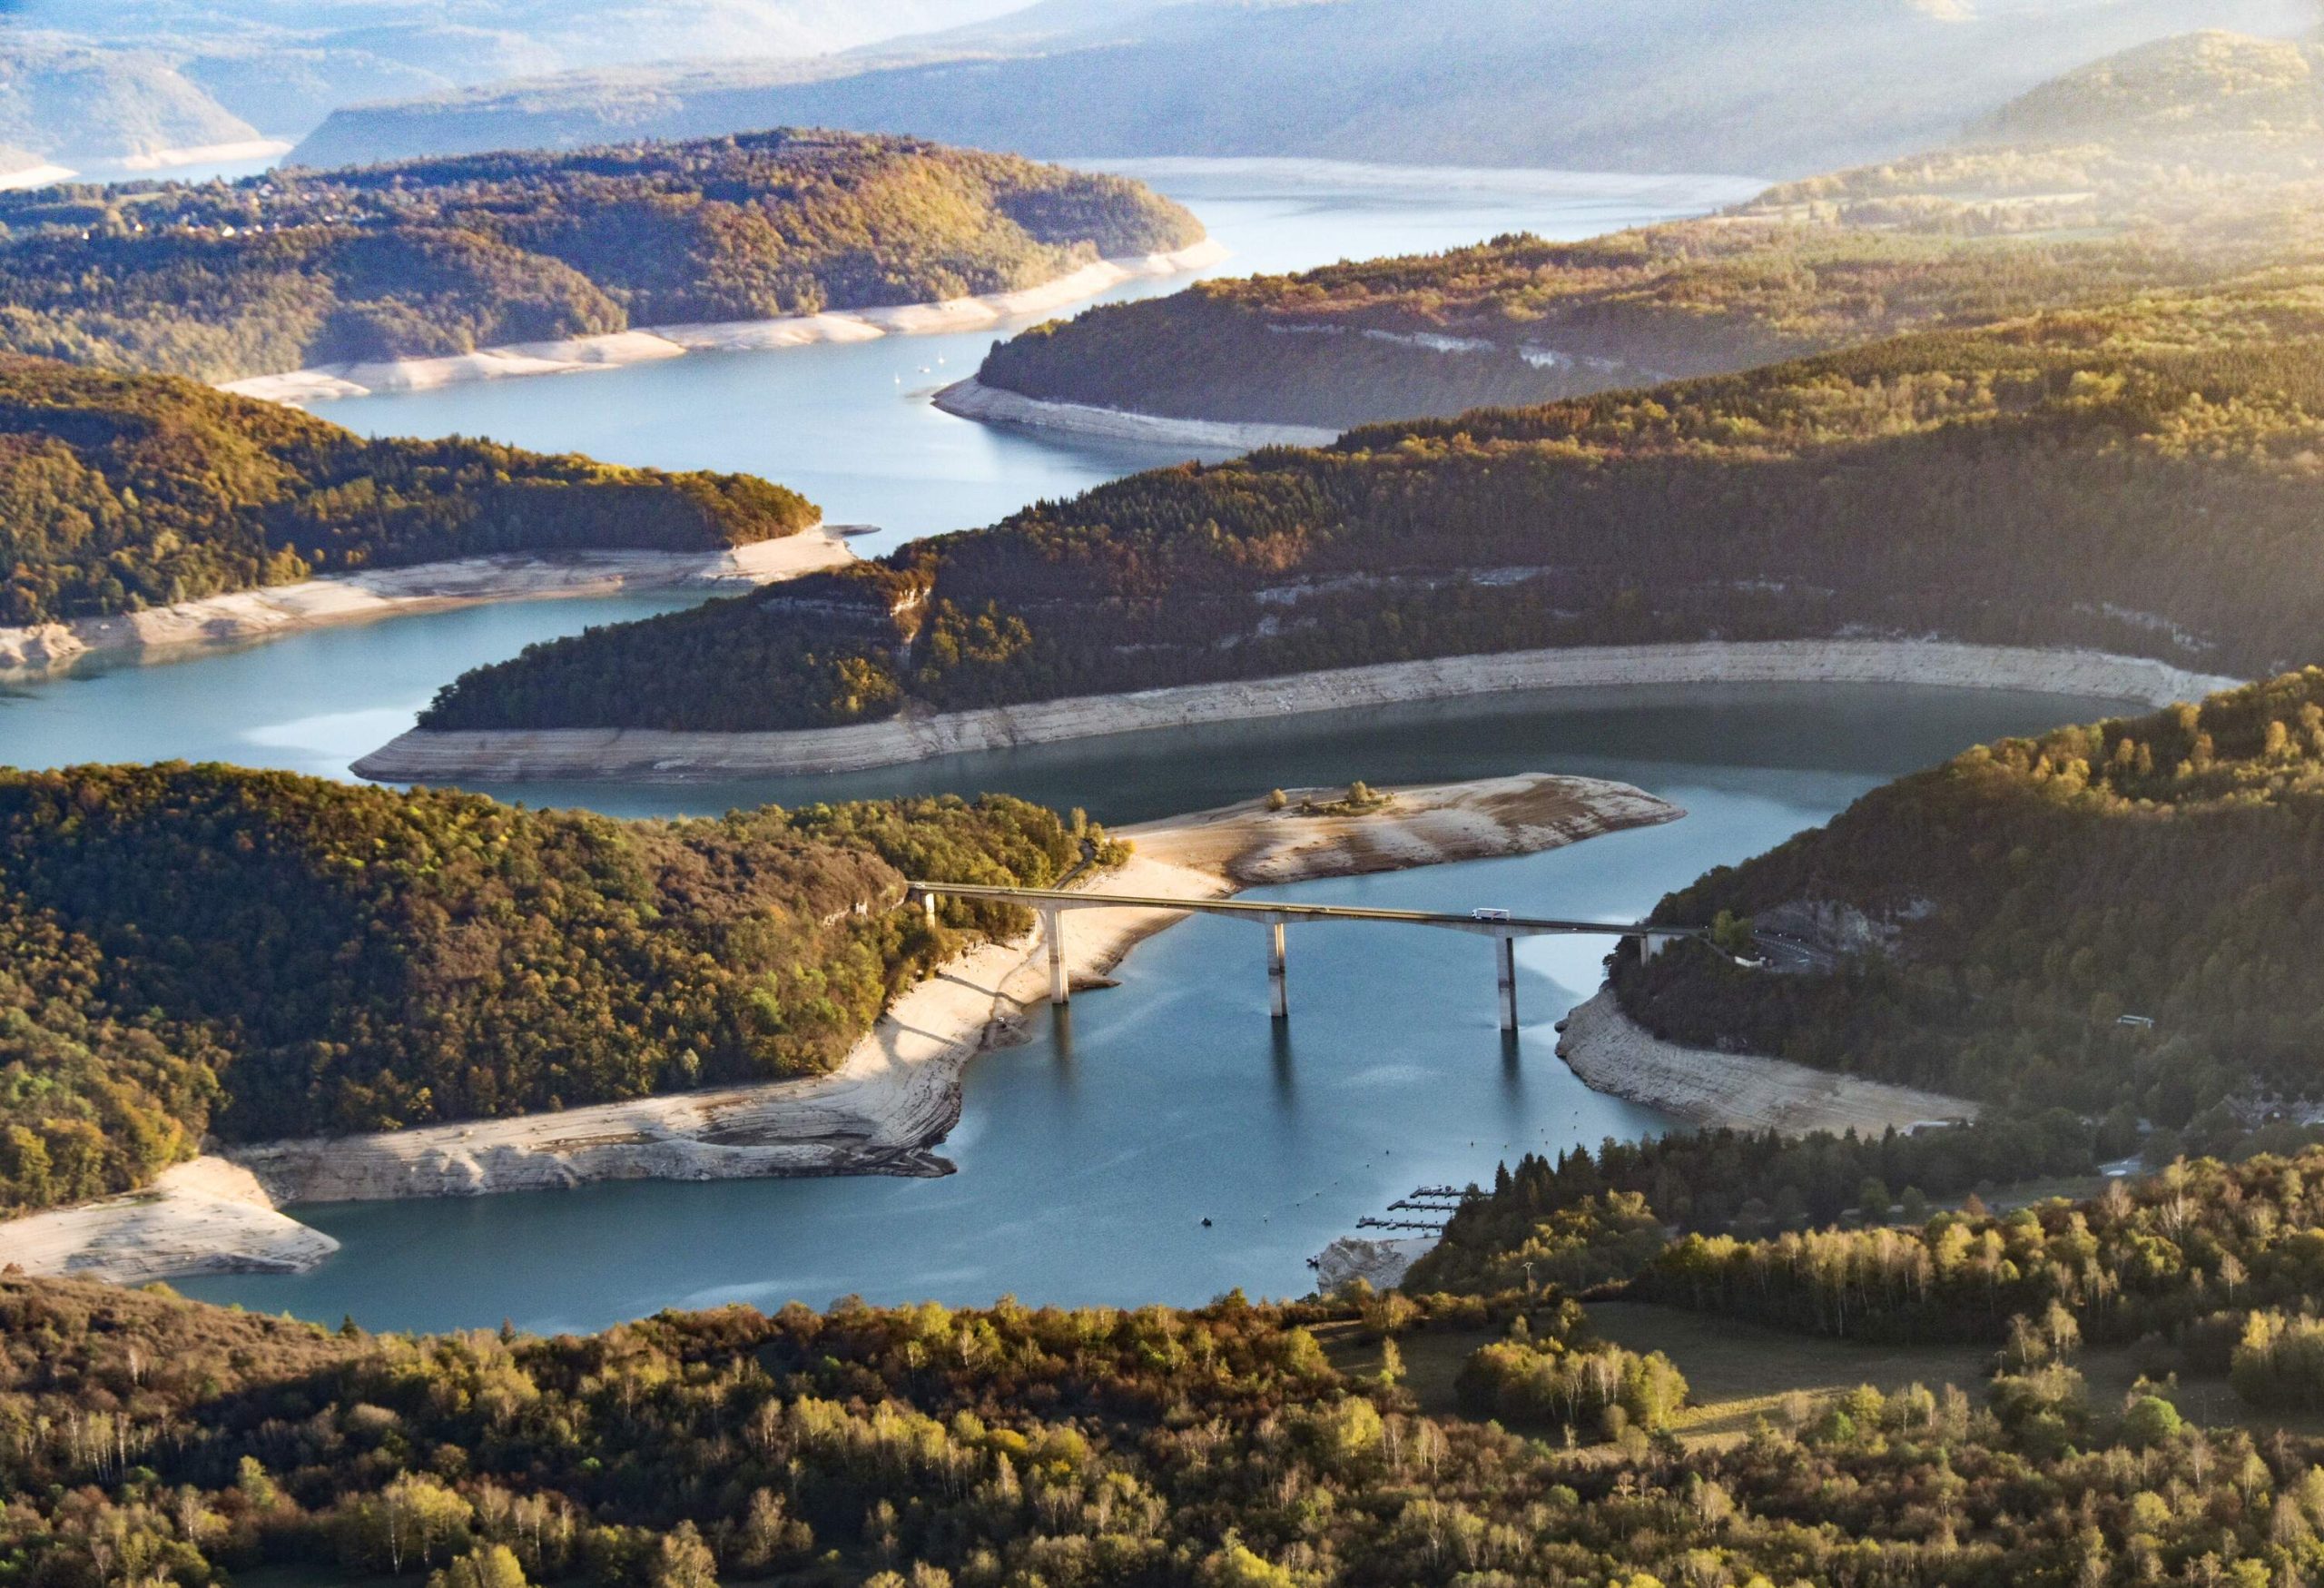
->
{"left": 0, "top": 357, "right": 817, "bottom": 628}
{"left": 0, "top": 763, "right": 1097, "bottom": 1216}
{"left": 1616, "top": 669, "right": 2324, "bottom": 1130}
{"left": 0, "top": 130, "right": 1203, "bottom": 382}
{"left": 970, "top": 29, "right": 2324, "bottom": 431}
{"left": 419, "top": 272, "right": 2320, "bottom": 735}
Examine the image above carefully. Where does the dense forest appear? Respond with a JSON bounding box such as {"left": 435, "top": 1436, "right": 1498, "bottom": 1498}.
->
{"left": 1403, "top": 1112, "right": 2139, "bottom": 1297}
{"left": 1617, "top": 670, "right": 2324, "bottom": 1123}
{"left": 419, "top": 271, "right": 2321, "bottom": 734}
{"left": 15, "top": 1238, "right": 2324, "bottom": 1588}
{"left": 972, "top": 30, "right": 2324, "bottom": 429}
{"left": 1405, "top": 1124, "right": 2324, "bottom": 1419}
{"left": 0, "top": 763, "right": 1102, "bottom": 1214}
{"left": 0, "top": 357, "right": 816, "bottom": 628}
{"left": 0, "top": 131, "right": 1202, "bottom": 381}
{"left": 1637, "top": 1147, "right": 2324, "bottom": 1370}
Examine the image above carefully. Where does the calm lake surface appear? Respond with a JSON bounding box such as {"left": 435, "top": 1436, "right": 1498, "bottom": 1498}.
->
{"left": 0, "top": 161, "right": 2119, "bottom": 1332}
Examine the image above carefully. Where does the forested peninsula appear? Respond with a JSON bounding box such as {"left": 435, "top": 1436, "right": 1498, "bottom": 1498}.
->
{"left": 0, "top": 130, "right": 1203, "bottom": 384}
{"left": 0, "top": 763, "right": 1095, "bottom": 1216}
{"left": 1615, "top": 670, "right": 2324, "bottom": 1136}
{"left": 0, "top": 357, "right": 817, "bottom": 631}
{"left": 963, "top": 30, "right": 2324, "bottom": 433}
{"left": 407, "top": 270, "right": 2319, "bottom": 739}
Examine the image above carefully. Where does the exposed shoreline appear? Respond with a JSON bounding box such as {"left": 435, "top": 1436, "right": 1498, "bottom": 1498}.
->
{"left": 933, "top": 375, "right": 1341, "bottom": 452}
{"left": 0, "top": 528, "right": 856, "bottom": 677}
{"left": 0, "top": 774, "right": 1679, "bottom": 1285}
{"left": 218, "top": 240, "right": 1231, "bottom": 406}
{"left": 354, "top": 639, "right": 2246, "bottom": 784}
{"left": 1556, "top": 986, "right": 1981, "bottom": 1137}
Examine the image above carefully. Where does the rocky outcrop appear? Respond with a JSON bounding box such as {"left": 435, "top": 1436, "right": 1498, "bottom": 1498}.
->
{"left": 1313, "top": 1236, "right": 1434, "bottom": 1291}
{"left": 354, "top": 640, "right": 2247, "bottom": 784}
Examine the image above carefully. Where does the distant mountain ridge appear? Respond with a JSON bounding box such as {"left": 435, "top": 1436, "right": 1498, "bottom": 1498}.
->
{"left": 961, "top": 27, "right": 2324, "bottom": 434}
{"left": 291, "top": 0, "right": 2322, "bottom": 174}
{"left": 0, "top": 1, "right": 1029, "bottom": 172}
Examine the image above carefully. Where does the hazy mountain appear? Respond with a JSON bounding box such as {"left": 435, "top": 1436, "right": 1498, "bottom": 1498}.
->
{"left": 295, "top": 0, "right": 2322, "bottom": 175}
{"left": 0, "top": 31, "right": 257, "bottom": 170}
{"left": 0, "top": 1, "right": 1031, "bottom": 172}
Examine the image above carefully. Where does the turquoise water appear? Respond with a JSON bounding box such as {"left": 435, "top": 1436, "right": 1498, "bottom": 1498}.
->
{"left": 0, "top": 161, "right": 2115, "bottom": 1335}
{"left": 315, "top": 161, "right": 1766, "bottom": 553}
{"left": 167, "top": 684, "right": 2123, "bottom": 1335}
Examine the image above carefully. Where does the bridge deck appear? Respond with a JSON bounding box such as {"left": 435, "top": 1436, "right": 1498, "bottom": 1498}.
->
{"left": 908, "top": 882, "right": 1701, "bottom": 940}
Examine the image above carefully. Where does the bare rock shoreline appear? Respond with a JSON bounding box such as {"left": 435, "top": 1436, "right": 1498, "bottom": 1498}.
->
{"left": 355, "top": 640, "right": 2245, "bottom": 784}
{"left": 0, "top": 528, "right": 855, "bottom": 677}
{"left": 218, "top": 241, "right": 1231, "bottom": 406}
{"left": 1557, "top": 987, "right": 1980, "bottom": 1137}
{"left": 933, "top": 375, "right": 1341, "bottom": 452}
{"left": 0, "top": 774, "right": 1676, "bottom": 1286}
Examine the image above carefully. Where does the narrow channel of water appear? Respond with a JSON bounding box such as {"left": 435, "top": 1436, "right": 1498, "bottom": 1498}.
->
{"left": 172, "top": 684, "right": 2122, "bottom": 1334}
{"left": 0, "top": 160, "right": 2122, "bottom": 1336}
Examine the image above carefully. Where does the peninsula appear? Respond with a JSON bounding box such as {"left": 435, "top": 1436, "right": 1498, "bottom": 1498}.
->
{"left": 360, "top": 261, "right": 2306, "bottom": 779}
{"left": 0, "top": 356, "right": 834, "bottom": 674}
{"left": 948, "top": 31, "right": 2324, "bottom": 443}
{"left": 0, "top": 129, "right": 1206, "bottom": 386}
{"left": 1612, "top": 669, "right": 2324, "bottom": 1131}
{"left": 3, "top": 773, "right": 1680, "bottom": 1283}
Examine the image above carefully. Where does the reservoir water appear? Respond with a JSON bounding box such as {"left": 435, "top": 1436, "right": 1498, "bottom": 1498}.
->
{"left": 0, "top": 161, "right": 2123, "bottom": 1332}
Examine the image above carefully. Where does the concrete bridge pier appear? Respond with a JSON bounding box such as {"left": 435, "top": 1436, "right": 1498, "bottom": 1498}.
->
{"left": 1043, "top": 908, "right": 1068, "bottom": 1004}
{"left": 1267, "top": 919, "right": 1289, "bottom": 1020}
{"left": 1496, "top": 935, "right": 1519, "bottom": 1032}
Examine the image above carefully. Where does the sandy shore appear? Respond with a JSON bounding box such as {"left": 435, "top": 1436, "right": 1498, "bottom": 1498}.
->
{"left": 933, "top": 375, "right": 1340, "bottom": 452}
{"left": 1556, "top": 987, "right": 1980, "bottom": 1137}
{"left": 0, "top": 528, "right": 854, "bottom": 676}
{"left": 355, "top": 639, "right": 2245, "bottom": 784}
{"left": 219, "top": 240, "right": 1230, "bottom": 406}
{"left": 0, "top": 774, "right": 1676, "bottom": 1285}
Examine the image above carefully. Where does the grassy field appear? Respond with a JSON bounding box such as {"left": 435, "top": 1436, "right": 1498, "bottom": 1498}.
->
{"left": 1324, "top": 1299, "right": 2304, "bottom": 1446}
{"left": 1585, "top": 1300, "right": 1994, "bottom": 1444}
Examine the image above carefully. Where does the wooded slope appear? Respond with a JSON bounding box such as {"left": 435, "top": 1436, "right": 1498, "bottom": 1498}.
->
{"left": 0, "top": 764, "right": 1087, "bottom": 1213}
{"left": 0, "top": 130, "right": 1201, "bottom": 381}
{"left": 0, "top": 356, "right": 817, "bottom": 627}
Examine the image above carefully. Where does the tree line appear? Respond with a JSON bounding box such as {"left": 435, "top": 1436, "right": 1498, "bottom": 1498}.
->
{"left": 11, "top": 1253, "right": 2324, "bottom": 1588}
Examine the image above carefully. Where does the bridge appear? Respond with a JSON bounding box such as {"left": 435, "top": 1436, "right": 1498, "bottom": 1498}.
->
{"left": 908, "top": 882, "right": 1707, "bottom": 1032}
